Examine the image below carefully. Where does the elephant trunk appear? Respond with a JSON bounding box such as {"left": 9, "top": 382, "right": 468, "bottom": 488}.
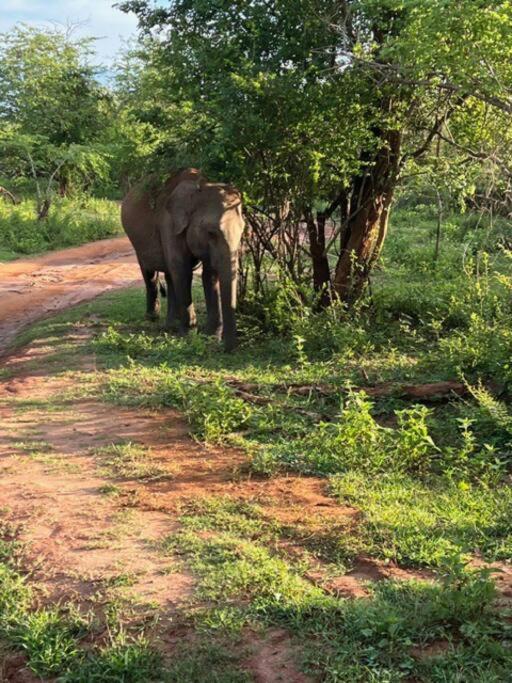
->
{"left": 219, "top": 250, "right": 239, "bottom": 352}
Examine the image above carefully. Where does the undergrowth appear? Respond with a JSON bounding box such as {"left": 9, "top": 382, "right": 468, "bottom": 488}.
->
{"left": 0, "top": 195, "right": 121, "bottom": 257}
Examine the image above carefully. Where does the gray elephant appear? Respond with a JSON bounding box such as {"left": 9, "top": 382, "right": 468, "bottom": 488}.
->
{"left": 121, "top": 168, "right": 244, "bottom": 351}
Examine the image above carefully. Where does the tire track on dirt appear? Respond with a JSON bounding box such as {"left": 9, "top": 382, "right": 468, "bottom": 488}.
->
{"left": 0, "top": 236, "right": 139, "bottom": 355}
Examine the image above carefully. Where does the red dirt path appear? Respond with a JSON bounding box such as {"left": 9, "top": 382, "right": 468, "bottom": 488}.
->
{"left": 0, "top": 236, "right": 139, "bottom": 354}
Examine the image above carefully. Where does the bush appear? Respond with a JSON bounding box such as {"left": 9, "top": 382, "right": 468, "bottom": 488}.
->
{"left": 263, "top": 392, "right": 438, "bottom": 476}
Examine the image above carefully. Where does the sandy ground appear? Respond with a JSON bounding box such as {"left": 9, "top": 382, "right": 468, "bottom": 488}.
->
{"left": 0, "top": 237, "right": 139, "bottom": 354}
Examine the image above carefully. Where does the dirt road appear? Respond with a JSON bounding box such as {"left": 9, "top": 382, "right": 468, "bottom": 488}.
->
{"left": 0, "top": 237, "right": 140, "bottom": 354}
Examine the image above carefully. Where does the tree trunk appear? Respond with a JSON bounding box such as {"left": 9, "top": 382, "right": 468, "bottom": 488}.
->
{"left": 305, "top": 207, "right": 331, "bottom": 308}
{"left": 37, "top": 198, "right": 51, "bottom": 220}
{"left": 434, "top": 188, "right": 442, "bottom": 263}
{"left": 58, "top": 175, "right": 69, "bottom": 197}
{"left": 333, "top": 129, "right": 401, "bottom": 304}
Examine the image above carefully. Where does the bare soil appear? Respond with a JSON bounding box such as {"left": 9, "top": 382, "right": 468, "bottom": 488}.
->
{"left": 0, "top": 236, "right": 139, "bottom": 354}
{"left": 244, "top": 629, "right": 312, "bottom": 683}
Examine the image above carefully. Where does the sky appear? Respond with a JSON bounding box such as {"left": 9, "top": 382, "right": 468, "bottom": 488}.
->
{"left": 1, "top": 0, "right": 141, "bottom": 70}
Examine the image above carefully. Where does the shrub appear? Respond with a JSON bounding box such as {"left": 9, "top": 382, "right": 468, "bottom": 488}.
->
{"left": 262, "top": 392, "right": 438, "bottom": 476}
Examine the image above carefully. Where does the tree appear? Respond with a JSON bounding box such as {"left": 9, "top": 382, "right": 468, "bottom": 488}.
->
{"left": 119, "top": 0, "right": 512, "bottom": 305}
{"left": 0, "top": 25, "right": 111, "bottom": 199}
{"left": 0, "top": 126, "right": 111, "bottom": 219}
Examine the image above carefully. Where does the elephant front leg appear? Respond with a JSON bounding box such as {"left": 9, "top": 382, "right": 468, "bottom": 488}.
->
{"left": 202, "top": 260, "right": 221, "bottom": 337}
{"left": 218, "top": 253, "right": 238, "bottom": 352}
{"left": 170, "top": 260, "right": 196, "bottom": 336}
{"left": 164, "top": 272, "right": 179, "bottom": 331}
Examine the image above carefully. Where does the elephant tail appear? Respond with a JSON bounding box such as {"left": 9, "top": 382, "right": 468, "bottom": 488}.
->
{"left": 159, "top": 275, "right": 167, "bottom": 298}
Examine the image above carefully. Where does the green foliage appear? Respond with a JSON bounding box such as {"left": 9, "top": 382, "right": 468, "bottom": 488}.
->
{"left": 0, "top": 558, "right": 84, "bottom": 677}
{"left": 0, "top": 196, "right": 120, "bottom": 257}
{"left": 183, "top": 381, "right": 253, "bottom": 442}
{"left": 0, "top": 26, "right": 114, "bottom": 201}
{"left": 102, "top": 360, "right": 253, "bottom": 444}
{"left": 331, "top": 472, "right": 512, "bottom": 567}
{"left": 95, "top": 202, "right": 512, "bottom": 484}
{"left": 0, "top": 26, "right": 107, "bottom": 146}
{"left": 113, "top": 0, "right": 512, "bottom": 303}
{"left": 118, "top": 0, "right": 512, "bottom": 205}
{"left": 265, "top": 393, "right": 437, "bottom": 476}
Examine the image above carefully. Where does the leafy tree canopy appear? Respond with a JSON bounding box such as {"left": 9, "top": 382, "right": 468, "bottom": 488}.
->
{"left": 116, "top": 1, "right": 512, "bottom": 300}
{"left": 0, "top": 25, "right": 109, "bottom": 146}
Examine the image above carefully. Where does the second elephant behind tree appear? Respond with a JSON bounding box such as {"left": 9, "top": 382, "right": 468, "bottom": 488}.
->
{"left": 121, "top": 168, "right": 244, "bottom": 351}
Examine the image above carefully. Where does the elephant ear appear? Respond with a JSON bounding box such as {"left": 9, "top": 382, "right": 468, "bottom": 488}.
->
{"left": 166, "top": 179, "right": 201, "bottom": 235}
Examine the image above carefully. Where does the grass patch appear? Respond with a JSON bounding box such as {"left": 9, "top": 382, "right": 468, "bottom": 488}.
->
{"left": 164, "top": 511, "right": 512, "bottom": 682}
{"left": 93, "top": 442, "right": 176, "bottom": 482}
{"left": 331, "top": 472, "right": 512, "bottom": 567}
{"left": 11, "top": 440, "right": 80, "bottom": 473}
{"left": 0, "top": 534, "right": 249, "bottom": 681}
{"left": 179, "top": 497, "right": 278, "bottom": 541}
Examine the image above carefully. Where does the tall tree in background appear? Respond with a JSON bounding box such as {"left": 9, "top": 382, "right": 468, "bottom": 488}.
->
{"left": 0, "top": 25, "right": 107, "bottom": 146}
{"left": 120, "top": 0, "right": 512, "bottom": 304}
{"left": 0, "top": 25, "right": 111, "bottom": 199}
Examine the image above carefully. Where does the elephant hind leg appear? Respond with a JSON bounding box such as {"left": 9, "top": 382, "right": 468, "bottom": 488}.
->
{"left": 168, "top": 260, "right": 197, "bottom": 335}
{"left": 142, "top": 268, "right": 161, "bottom": 320}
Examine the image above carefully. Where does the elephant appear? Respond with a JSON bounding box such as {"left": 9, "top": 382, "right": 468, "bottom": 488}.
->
{"left": 121, "top": 168, "right": 244, "bottom": 351}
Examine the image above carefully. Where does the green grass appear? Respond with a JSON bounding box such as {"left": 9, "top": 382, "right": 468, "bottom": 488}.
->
{"left": 0, "top": 535, "right": 129, "bottom": 678}
{"left": 11, "top": 440, "right": 80, "bottom": 473}
{"left": 0, "top": 532, "right": 249, "bottom": 681}
{"left": 93, "top": 442, "right": 176, "bottom": 482}
{"left": 163, "top": 503, "right": 512, "bottom": 682}
{"left": 0, "top": 194, "right": 121, "bottom": 259}
{"left": 331, "top": 472, "right": 512, "bottom": 567}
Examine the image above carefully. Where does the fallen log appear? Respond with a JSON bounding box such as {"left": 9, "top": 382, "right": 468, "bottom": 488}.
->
{"left": 222, "top": 378, "right": 469, "bottom": 402}
{"left": 364, "top": 380, "right": 468, "bottom": 400}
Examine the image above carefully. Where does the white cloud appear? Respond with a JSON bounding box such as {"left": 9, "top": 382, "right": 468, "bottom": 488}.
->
{"left": 0, "top": 0, "right": 140, "bottom": 69}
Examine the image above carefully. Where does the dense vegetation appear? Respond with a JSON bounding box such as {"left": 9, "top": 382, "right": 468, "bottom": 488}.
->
{"left": 2, "top": 1, "right": 512, "bottom": 681}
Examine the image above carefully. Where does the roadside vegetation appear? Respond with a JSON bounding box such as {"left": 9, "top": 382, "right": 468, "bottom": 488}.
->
{"left": 0, "top": 191, "right": 120, "bottom": 260}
